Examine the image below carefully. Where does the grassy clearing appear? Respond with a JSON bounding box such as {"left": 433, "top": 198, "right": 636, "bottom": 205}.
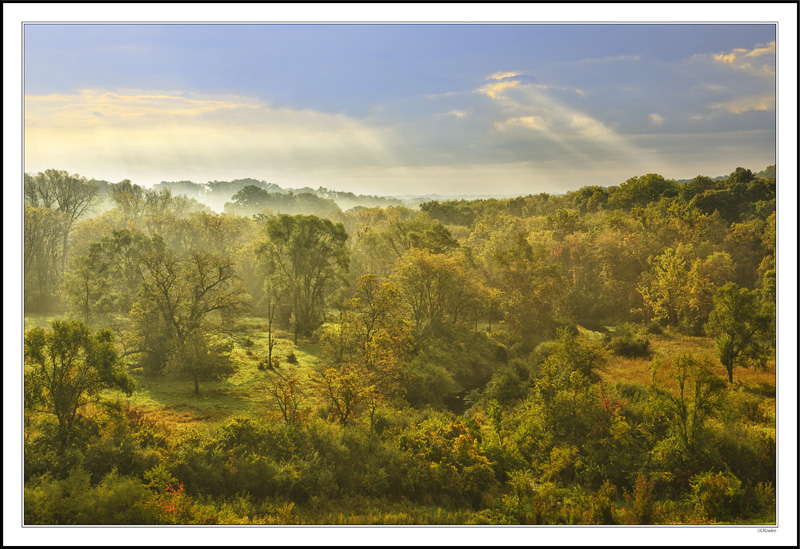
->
{"left": 601, "top": 330, "right": 776, "bottom": 430}
{"left": 97, "top": 317, "right": 326, "bottom": 433}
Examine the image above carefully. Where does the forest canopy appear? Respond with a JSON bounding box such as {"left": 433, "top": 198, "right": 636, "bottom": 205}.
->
{"left": 22, "top": 165, "right": 777, "bottom": 526}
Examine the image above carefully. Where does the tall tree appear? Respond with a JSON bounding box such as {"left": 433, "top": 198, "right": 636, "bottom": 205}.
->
{"left": 134, "top": 237, "right": 245, "bottom": 393}
{"left": 25, "top": 169, "right": 99, "bottom": 274}
{"left": 257, "top": 214, "right": 349, "bottom": 343}
{"left": 319, "top": 275, "right": 412, "bottom": 427}
{"left": 24, "top": 205, "right": 68, "bottom": 310}
{"left": 494, "top": 233, "right": 566, "bottom": 344}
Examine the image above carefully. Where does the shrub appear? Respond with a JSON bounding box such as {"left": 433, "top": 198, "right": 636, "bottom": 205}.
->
{"left": 584, "top": 480, "right": 619, "bottom": 524}
{"left": 285, "top": 351, "right": 298, "bottom": 364}
{"left": 606, "top": 323, "right": 652, "bottom": 358}
{"left": 398, "top": 414, "right": 497, "bottom": 507}
{"left": 622, "top": 472, "right": 658, "bottom": 524}
{"left": 689, "top": 471, "right": 744, "bottom": 522}
{"left": 24, "top": 468, "right": 158, "bottom": 525}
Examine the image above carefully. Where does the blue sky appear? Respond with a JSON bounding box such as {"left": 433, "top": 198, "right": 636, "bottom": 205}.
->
{"left": 24, "top": 23, "right": 777, "bottom": 195}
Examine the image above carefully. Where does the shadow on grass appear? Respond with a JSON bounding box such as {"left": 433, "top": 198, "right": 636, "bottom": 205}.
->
{"left": 743, "top": 382, "right": 776, "bottom": 399}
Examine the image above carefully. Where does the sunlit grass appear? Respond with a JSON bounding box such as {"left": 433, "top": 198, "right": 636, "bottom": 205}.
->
{"left": 600, "top": 330, "right": 776, "bottom": 430}
{"left": 99, "top": 316, "right": 328, "bottom": 433}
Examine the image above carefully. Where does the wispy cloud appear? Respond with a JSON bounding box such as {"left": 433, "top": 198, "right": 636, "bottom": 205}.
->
{"left": 710, "top": 41, "right": 776, "bottom": 74}
{"left": 477, "top": 79, "right": 522, "bottom": 99}
{"left": 486, "top": 71, "right": 521, "bottom": 81}
{"left": 493, "top": 115, "right": 550, "bottom": 132}
{"left": 477, "top": 73, "right": 582, "bottom": 100}
{"left": 710, "top": 94, "right": 775, "bottom": 114}
{"left": 24, "top": 89, "right": 400, "bottom": 183}
{"left": 649, "top": 113, "right": 664, "bottom": 126}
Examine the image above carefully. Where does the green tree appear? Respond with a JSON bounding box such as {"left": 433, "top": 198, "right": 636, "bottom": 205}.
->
{"left": 60, "top": 252, "right": 110, "bottom": 324}
{"left": 393, "top": 249, "right": 489, "bottom": 332}
{"left": 319, "top": 275, "right": 412, "bottom": 426}
{"left": 635, "top": 246, "right": 691, "bottom": 328}
{"left": 263, "top": 373, "right": 305, "bottom": 425}
{"left": 257, "top": 214, "right": 349, "bottom": 343}
{"left": 24, "top": 205, "right": 69, "bottom": 310}
{"left": 24, "top": 320, "right": 134, "bottom": 446}
{"left": 654, "top": 354, "right": 726, "bottom": 455}
{"left": 494, "top": 233, "right": 565, "bottom": 344}
{"left": 134, "top": 237, "right": 245, "bottom": 393}
{"left": 25, "top": 169, "right": 100, "bottom": 274}
{"left": 706, "top": 282, "right": 771, "bottom": 384}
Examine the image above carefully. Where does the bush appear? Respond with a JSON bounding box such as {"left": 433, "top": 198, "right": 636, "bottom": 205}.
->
{"left": 622, "top": 472, "right": 659, "bottom": 525}
{"left": 24, "top": 468, "right": 158, "bottom": 525}
{"left": 584, "top": 480, "right": 619, "bottom": 524}
{"left": 606, "top": 323, "right": 652, "bottom": 358}
{"left": 285, "top": 351, "right": 298, "bottom": 364}
{"left": 645, "top": 322, "right": 664, "bottom": 335}
{"left": 398, "top": 414, "right": 497, "bottom": 507}
{"left": 482, "top": 365, "right": 528, "bottom": 405}
{"left": 689, "top": 471, "right": 744, "bottom": 522}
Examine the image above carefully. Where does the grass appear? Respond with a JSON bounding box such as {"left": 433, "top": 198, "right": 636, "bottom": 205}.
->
{"left": 98, "top": 317, "right": 327, "bottom": 433}
{"left": 600, "top": 330, "right": 776, "bottom": 431}
{"left": 23, "top": 312, "right": 69, "bottom": 330}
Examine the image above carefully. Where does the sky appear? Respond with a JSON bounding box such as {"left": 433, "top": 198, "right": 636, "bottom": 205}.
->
{"left": 23, "top": 23, "right": 778, "bottom": 196}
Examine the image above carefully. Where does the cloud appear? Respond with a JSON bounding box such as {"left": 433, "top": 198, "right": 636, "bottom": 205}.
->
{"left": 487, "top": 71, "right": 521, "bottom": 81}
{"left": 745, "top": 41, "right": 776, "bottom": 58}
{"left": 24, "top": 89, "right": 400, "bottom": 183}
{"left": 494, "top": 115, "right": 550, "bottom": 132}
{"left": 477, "top": 72, "right": 582, "bottom": 100}
{"left": 25, "top": 89, "right": 262, "bottom": 128}
{"left": 710, "top": 94, "right": 775, "bottom": 114}
{"left": 443, "top": 110, "right": 468, "bottom": 118}
{"left": 711, "top": 41, "right": 776, "bottom": 74}
{"left": 475, "top": 70, "right": 658, "bottom": 172}
{"left": 649, "top": 113, "right": 664, "bottom": 126}
{"left": 477, "top": 79, "right": 522, "bottom": 99}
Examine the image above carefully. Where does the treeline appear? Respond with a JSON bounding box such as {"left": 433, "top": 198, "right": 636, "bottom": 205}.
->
{"left": 23, "top": 165, "right": 776, "bottom": 524}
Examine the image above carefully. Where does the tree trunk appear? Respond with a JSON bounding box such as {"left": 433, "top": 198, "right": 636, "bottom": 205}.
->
{"left": 294, "top": 292, "right": 299, "bottom": 345}
{"left": 194, "top": 375, "right": 200, "bottom": 395}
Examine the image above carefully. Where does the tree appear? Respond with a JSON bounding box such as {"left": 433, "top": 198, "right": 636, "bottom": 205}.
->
{"left": 684, "top": 252, "right": 736, "bottom": 334}
{"left": 319, "top": 275, "right": 412, "bottom": 426}
{"left": 706, "top": 282, "right": 771, "bottom": 383}
{"left": 24, "top": 320, "right": 134, "bottom": 446}
{"left": 635, "top": 246, "right": 691, "bottom": 328}
{"left": 263, "top": 373, "right": 305, "bottom": 425}
{"left": 109, "top": 179, "right": 147, "bottom": 219}
{"left": 318, "top": 366, "right": 373, "bottom": 426}
{"left": 25, "top": 169, "right": 100, "bottom": 274}
{"left": 394, "top": 249, "right": 488, "bottom": 333}
{"left": 493, "top": 233, "right": 566, "bottom": 344}
{"left": 134, "top": 237, "right": 245, "bottom": 393}
{"left": 60, "top": 252, "right": 110, "bottom": 324}
{"left": 653, "top": 354, "right": 726, "bottom": 455}
{"left": 257, "top": 214, "right": 349, "bottom": 343}
{"left": 24, "top": 205, "right": 68, "bottom": 310}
